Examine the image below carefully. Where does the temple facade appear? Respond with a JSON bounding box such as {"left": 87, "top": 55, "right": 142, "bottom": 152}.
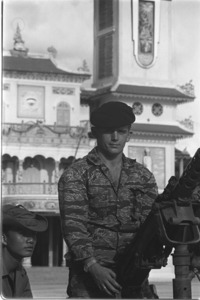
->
{"left": 2, "top": 0, "right": 195, "bottom": 267}
{"left": 83, "top": 0, "right": 195, "bottom": 191}
{"left": 2, "top": 25, "right": 92, "bottom": 266}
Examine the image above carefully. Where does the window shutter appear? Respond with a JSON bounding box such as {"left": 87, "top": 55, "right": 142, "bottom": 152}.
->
{"left": 57, "top": 102, "right": 70, "bottom": 126}
{"left": 97, "top": 0, "right": 114, "bottom": 80}
{"left": 99, "top": 33, "right": 113, "bottom": 79}
{"left": 99, "top": 0, "right": 113, "bottom": 30}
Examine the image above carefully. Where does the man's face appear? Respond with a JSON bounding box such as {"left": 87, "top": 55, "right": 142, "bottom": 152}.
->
{"left": 96, "top": 125, "right": 131, "bottom": 157}
{"left": 3, "top": 227, "right": 37, "bottom": 260}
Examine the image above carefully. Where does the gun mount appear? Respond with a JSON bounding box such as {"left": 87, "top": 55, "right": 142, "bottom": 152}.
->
{"left": 117, "top": 148, "right": 200, "bottom": 299}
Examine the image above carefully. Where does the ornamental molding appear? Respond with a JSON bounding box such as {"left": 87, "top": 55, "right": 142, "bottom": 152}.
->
{"left": 177, "top": 80, "right": 195, "bottom": 97}
{"left": 2, "top": 198, "right": 59, "bottom": 213}
{"left": 179, "top": 117, "right": 194, "bottom": 131}
{"left": 3, "top": 71, "right": 90, "bottom": 83}
{"left": 128, "top": 138, "right": 174, "bottom": 144}
{"left": 130, "top": 130, "right": 193, "bottom": 139}
{"left": 2, "top": 122, "right": 90, "bottom": 146}
{"left": 52, "top": 86, "right": 75, "bottom": 95}
{"left": 113, "top": 92, "right": 193, "bottom": 103}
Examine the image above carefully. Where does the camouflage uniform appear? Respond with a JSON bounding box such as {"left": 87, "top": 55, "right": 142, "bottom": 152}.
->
{"left": 58, "top": 147, "right": 158, "bottom": 298}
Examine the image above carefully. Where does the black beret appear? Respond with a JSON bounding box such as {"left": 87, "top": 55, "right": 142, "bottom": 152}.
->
{"left": 90, "top": 101, "right": 135, "bottom": 128}
{"left": 3, "top": 204, "right": 48, "bottom": 232}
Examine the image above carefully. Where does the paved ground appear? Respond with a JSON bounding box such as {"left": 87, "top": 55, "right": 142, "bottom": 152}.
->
{"left": 26, "top": 267, "right": 200, "bottom": 299}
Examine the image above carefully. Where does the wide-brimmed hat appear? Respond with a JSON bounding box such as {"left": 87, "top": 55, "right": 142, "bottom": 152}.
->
{"left": 90, "top": 101, "right": 135, "bottom": 128}
{"left": 2, "top": 204, "right": 48, "bottom": 232}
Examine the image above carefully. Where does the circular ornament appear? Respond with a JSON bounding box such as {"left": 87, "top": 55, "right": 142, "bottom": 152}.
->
{"left": 132, "top": 102, "right": 143, "bottom": 115}
{"left": 152, "top": 103, "right": 163, "bottom": 116}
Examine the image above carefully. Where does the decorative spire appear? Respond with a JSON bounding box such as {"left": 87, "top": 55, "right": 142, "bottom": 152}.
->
{"left": 13, "top": 23, "right": 24, "bottom": 47}
{"left": 10, "top": 23, "right": 28, "bottom": 57}
{"left": 77, "top": 59, "right": 90, "bottom": 72}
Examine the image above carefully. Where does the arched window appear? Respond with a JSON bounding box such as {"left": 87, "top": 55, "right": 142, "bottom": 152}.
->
{"left": 56, "top": 102, "right": 70, "bottom": 126}
{"left": 23, "top": 157, "right": 40, "bottom": 183}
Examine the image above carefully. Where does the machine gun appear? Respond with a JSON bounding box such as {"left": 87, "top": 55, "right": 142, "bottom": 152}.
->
{"left": 117, "top": 148, "right": 200, "bottom": 299}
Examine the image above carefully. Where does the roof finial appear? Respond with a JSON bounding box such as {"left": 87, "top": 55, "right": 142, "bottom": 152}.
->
{"left": 47, "top": 46, "right": 58, "bottom": 66}
{"left": 77, "top": 59, "right": 90, "bottom": 72}
{"left": 14, "top": 23, "right": 24, "bottom": 47}
{"left": 10, "top": 23, "right": 28, "bottom": 57}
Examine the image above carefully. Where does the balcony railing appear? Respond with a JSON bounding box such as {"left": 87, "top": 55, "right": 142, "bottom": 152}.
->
{"left": 2, "top": 182, "right": 58, "bottom": 195}
{"left": 2, "top": 121, "right": 90, "bottom": 137}
{"left": 2, "top": 121, "right": 91, "bottom": 146}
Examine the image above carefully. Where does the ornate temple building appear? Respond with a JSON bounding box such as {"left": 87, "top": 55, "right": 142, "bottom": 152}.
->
{"left": 2, "top": 0, "right": 195, "bottom": 267}
{"left": 82, "top": 0, "right": 195, "bottom": 191}
{"left": 2, "top": 24, "right": 92, "bottom": 266}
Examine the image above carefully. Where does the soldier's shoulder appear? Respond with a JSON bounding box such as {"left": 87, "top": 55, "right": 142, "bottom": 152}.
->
{"left": 59, "top": 156, "right": 88, "bottom": 179}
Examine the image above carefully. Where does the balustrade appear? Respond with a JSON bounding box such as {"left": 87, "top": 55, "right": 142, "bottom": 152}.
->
{"left": 2, "top": 122, "right": 91, "bottom": 146}
{"left": 2, "top": 181, "right": 58, "bottom": 195}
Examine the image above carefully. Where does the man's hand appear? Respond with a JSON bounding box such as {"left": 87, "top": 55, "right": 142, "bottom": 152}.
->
{"left": 88, "top": 263, "right": 122, "bottom": 296}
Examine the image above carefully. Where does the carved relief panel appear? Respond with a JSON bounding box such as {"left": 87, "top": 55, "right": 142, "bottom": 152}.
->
{"left": 17, "top": 85, "right": 45, "bottom": 119}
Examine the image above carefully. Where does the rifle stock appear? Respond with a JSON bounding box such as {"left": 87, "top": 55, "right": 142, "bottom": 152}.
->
{"left": 117, "top": 148, "right": 200, "bottom": 287}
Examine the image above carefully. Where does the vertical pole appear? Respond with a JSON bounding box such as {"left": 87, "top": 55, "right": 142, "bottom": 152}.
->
{"left": 48, "top": 218, "right": 53, "bottom": 267}
{"left": 172, "top": 245, "right": 192, "bottom": 299}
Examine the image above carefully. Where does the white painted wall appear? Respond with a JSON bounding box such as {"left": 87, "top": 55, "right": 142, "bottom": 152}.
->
{"left": 3, "top": 78, "right": 83, "bottom": 127}
{"left": 118, "top": 0, "right": 172, "bottom": 85}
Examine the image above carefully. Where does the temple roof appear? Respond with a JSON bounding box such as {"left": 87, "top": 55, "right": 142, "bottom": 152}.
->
{"left": 81, "top": 82, "right": 195, "bottom": 104}
{"left": 3, "top": 23, "right": 90, "bottom": 78}
{"left": 131, "top": 123, "right": 194, "bottom": 139}
{"left": 88, "top": 122, "right": 193, "bottom": 140}
{"left": 114, "top": 84, "right": 195, "bottom": 101}
{"left": 3, "top": 55, "right": 90, "bottom": 77}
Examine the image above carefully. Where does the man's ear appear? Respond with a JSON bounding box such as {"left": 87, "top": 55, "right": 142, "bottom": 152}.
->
{"left": 2, "top": 234, "right": 7, "bottom": 246}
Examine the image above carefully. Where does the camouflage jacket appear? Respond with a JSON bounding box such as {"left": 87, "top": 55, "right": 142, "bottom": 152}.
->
{"left": 58, "top": 147, "right": 158, "bottom": 266}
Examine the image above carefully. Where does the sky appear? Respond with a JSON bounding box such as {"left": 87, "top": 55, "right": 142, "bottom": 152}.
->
{"left": 2, "top": 0, "right": 200, "bottom": 156}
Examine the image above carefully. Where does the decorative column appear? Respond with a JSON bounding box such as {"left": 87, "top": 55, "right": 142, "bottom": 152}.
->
{"left": 2, "top": 169, "right": 6, "bottom": 183}
{"left": 16, "top": 159, "right": 23, "bottom": 194}
{"left": 54, "top": 161, "right": 59, "bottom": 183}
{"left": 17, "top": 159, "right": 23, "bottom": 182}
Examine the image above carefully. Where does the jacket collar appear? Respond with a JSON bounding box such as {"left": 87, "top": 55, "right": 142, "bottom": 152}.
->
{"left": 2, "top": 247, "right": 22, "bottom": 277}
{"left": 87, "top": 147, "right": 136, "bottom": 169}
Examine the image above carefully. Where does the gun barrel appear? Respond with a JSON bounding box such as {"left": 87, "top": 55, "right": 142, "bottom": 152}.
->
{"left": 172, "top": 148, "right": 200, "bottom": 199}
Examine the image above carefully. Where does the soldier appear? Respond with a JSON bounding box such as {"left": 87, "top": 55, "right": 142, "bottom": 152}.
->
{"left": 2, "top": 204, "right": 48, "bottom": 298}
{"left": 58, "top": 101, "right": 158, "bottom": 298}
{"left": 189, "top": 183, "right": 200, "bottom": 280}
